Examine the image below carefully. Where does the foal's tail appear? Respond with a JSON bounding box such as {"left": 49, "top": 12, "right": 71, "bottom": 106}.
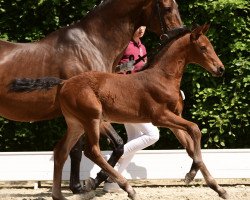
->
{"left": 9, "top": 77, "right": 64, "bottom": 92}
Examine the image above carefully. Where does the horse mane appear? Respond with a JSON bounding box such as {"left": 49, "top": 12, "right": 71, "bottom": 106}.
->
{"left": 140, "top": 27, "right": 191, "bottom": 71}
{"left": 48, "top": 1, "right": 109, "bottom": 32}
{"left": 83, "top": 0, "right": 111, "bottom": 19}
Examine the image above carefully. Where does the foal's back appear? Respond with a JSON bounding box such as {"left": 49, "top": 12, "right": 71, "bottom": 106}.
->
{"left": 59, "top": 70, "right": 167, "bottom": 124}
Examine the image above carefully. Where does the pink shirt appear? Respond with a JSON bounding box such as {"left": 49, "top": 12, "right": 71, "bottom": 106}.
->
{"left": 119, "top": 39, "right": 147, "bottom": 72}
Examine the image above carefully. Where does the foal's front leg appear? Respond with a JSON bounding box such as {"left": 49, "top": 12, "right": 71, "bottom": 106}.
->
{"left": 170, "top": 128, "right": 202, "bottom": 184}
{"left": 153, "top": 111, "right": 228, "bottom": 199}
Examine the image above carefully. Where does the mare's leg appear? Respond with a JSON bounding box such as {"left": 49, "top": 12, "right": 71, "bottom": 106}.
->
{"left": 82, "top": 122, "right": 125, "bottom": 191}
{"left": 153, "top": 111, "right": 228, "bottom": 199}
{"left": 83, "top": 119, "right": 137, "bottom": 200}
{"left": 69, "top": 135, "right": 84, "bottom": 194}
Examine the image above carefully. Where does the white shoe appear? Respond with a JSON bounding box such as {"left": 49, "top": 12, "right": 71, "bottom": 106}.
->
{"left": 103, "top": 181, "right": 122, "bottom": 193}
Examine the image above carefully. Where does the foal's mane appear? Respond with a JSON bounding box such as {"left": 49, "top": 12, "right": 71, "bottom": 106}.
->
{"left": 140, "top": 28, "right": 190, "bottom": 71}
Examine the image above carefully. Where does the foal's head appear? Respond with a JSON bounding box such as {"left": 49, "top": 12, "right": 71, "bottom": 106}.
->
{"left": 142, "top": 0, "right": 183, "bottom": 35}
{"left": 188, "top": 24, "right": 225, "bottom": 77}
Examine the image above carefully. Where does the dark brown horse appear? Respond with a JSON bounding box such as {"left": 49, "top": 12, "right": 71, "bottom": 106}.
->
{"left": 10, "top": 24, "right": 228, "bottom": 200}
{"left": 0, "top": 0, "right": 184, "bottom": 194}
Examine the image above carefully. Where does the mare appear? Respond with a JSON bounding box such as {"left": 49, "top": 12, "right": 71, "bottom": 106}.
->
{"left": 10, "top": 24, "right": 229, "bottom": 200}
{"left": 0, "top": 0, "right": 184, "bottom": 194}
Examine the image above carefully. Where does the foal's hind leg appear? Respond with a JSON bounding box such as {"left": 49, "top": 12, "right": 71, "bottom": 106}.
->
{"left": 52, "top": 115, "right": 95, "bottom": 200}
{"left": 154, "top": 111, "right": 228, "bottom": 199}
{"left": 52, "top": 121, "right": 86, "bottom": 200}
{"left": 83, "top": 119, "right": 137, "bottom": 200}
{"left": 83, "top": 122, "right": 124, "bottom": 192}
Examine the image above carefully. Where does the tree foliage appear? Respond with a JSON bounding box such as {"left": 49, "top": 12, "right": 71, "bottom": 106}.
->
{"left": 0, "top": 0, "right": 249, "bottom": 151}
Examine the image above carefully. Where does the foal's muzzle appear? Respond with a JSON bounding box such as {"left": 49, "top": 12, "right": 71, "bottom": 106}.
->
{"left": 214, "top": 66, "right": 225, "bottom": 77}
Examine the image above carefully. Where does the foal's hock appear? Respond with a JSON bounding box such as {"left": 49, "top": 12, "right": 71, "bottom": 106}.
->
{"left": 10, "top": 24, "right": 228, "bottom": 200}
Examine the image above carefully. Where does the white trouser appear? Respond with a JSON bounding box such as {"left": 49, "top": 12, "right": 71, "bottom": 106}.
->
{"left": 115, "top": 123, "right": 159, "bottom": 173}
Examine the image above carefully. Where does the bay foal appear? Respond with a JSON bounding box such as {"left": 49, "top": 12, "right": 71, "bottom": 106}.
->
{"left": 10, "top": 24, "right": 228, "bottom": 199}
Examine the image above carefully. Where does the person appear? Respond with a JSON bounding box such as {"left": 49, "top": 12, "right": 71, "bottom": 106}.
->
{"left": 115, "top": 26, "right": 147, "bottom": 73}
{"left": 103, "top": 26, "right": 160, "bottom": 192}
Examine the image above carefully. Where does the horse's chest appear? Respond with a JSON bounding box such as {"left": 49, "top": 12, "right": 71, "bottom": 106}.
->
{"left": 155, "top": 94, "right": 180, "bottom": 115}
{"left": 166, "top": 98, "right": 179, "bottom": 110}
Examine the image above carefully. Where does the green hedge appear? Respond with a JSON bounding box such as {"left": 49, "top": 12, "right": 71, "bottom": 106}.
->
{"left": 177, "top": 0, "right": 250, "bottom": 148}
{"left": 0, "top": 0, "right": 249, "bottom": 151}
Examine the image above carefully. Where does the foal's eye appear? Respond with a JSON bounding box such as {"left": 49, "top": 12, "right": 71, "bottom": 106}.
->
{"left": 164, "top": 7, "right": 172, "bottom": 12}
{"left": 200, "top": 46, "right": 207, "bottom": 52}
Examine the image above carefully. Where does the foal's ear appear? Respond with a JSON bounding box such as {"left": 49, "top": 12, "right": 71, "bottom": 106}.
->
{"left": 201, "top": 23, "right": 210, "bottom": 35}
{"left": 190, "top": 23, "right": 210, "bottom": 41}
{"left": 190, "top": 25, "right": 203, "bottom": 41}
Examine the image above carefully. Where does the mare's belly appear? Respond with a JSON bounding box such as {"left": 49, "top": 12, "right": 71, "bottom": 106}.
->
{"left": 0, "top": 88, "right": 61, "bottom": 122}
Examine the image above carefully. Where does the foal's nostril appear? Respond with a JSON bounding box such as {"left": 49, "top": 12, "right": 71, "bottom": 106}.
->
{"left": 218, "top": 66, "right": 225, "bottom": 74}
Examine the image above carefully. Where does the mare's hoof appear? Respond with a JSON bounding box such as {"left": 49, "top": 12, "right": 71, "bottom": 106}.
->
{"left": 70, "top": 190, "right": 95, "bottom": 200}
{"left": 184, "top": 173, "right": 194, "bottom": 185}
{"left": 70, "top": 183, "right": 84, "bottom": 194}
{"left": 219, "top": 189, "right": 229, "bottom": 199}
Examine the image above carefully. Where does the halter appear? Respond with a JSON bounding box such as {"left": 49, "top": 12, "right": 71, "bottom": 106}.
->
{"left": 156, "top": 0, "right": 169, "bottom": 40}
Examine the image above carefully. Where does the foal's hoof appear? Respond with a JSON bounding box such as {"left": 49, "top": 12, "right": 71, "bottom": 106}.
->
{"left": 128, "top": 193, "right": 138, "bottom": 200}
{"left": 129, "top": 193, "right": 143, "bottom": 200}
{"left": 52, "top": 194, "right": 68, "bottom": 200}
{"left": 70, "top": 190, "right": 95, "bottom": 200}
{"left": 127, "top": 189, "right": 139, "bottom": 200}
{"left": 219, "top": 189, "right": 229, "bottom": 199}
{"left": 184, "top": 173, "right": 194, "bottom": 185}
{"left": 82, "top": 178, "right": 96, "bottom": 192}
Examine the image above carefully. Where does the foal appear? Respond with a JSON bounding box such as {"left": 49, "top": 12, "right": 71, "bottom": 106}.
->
{"left": 10, "top": 24, "right": 228, "bottom": 200}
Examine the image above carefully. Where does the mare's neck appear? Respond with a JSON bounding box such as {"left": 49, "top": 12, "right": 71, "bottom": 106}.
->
{"left": 76, "top": 0, "right": 147, "bottom": 70}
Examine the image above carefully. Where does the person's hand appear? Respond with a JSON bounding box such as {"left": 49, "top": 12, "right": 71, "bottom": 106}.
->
{"left": 116, "top": 60, "right": 135, "bottom": 73}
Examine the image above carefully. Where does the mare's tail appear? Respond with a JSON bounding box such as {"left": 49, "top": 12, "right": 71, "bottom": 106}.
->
{"left": 9, "top": 77, "right": 64, "bottom": 92}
